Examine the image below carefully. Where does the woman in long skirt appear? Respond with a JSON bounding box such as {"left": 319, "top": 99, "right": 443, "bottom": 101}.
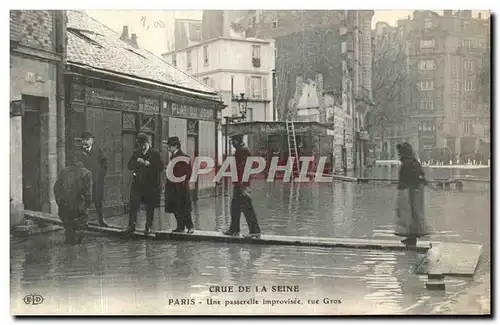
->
{"left": 395, "top": 142, "right": 430, "bottom": 246}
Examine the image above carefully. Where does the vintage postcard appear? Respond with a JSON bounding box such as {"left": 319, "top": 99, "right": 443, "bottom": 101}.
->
{"left": 9, "top": 8, "right": 491, "bottom": 316}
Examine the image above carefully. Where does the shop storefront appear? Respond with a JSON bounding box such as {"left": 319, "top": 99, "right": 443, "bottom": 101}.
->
{"left": 226, "top": 121, "right": 335, "bottom": 174}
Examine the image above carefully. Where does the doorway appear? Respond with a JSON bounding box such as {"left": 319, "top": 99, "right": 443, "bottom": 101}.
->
{"left": 21, "top": 95, "right": 43, "bottom": 211}
{"left": 122, "top": 132, "right": 136, "bottom": 208}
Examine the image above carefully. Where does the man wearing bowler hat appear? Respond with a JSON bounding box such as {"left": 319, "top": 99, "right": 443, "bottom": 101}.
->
{"left": 222, "top": 134, "right": 261, "bottom": 238}
{"left": 122, "top": 133, "right": 165, "bottom": 235}
{"left": 81, "top": 131, "right": 109, "bottom": 227}
{"left": 165, "top": 136, "right": 194, "bottom": 233}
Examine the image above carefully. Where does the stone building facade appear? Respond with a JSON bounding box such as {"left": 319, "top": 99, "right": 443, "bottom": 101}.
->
{"left": 10, "top": 10, "right": 67, "bottom": 225}
{"left": 400, "top": 10, "right": 490, "bottom": 162}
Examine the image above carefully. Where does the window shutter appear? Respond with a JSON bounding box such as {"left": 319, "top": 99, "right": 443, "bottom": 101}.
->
{"left": 245, "top": 76, "right": 251, "bottom": 98}
{"left": 262, "top": 76, "right": 268, "bottom": 100}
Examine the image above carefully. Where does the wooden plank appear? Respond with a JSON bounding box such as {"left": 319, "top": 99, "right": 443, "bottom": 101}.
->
{"left": 24, "top": 210, "right": 430, "bottom": 252}
{"left": 23, "top": 210, "right": 482, "bottom": 277}
{"left": 416, "top": 242, "right": 483, "bottom": 276}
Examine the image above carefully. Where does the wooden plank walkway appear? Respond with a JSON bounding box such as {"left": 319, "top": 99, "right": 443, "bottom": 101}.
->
{"left": 416, "top": 242, "right": 483, "bottom": 277}
{"left": 22, "top": 210, "right": 483, "bottom": 276}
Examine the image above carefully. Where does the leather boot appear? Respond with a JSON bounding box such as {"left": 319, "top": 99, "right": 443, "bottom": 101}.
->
{"left": 98, "top": 215, "right": 109, "bottom": 228}
{"left": 122, "top": 224, "right": 136, "bottom": 234}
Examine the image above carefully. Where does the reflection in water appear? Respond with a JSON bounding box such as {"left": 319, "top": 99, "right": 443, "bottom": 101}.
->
{"left": 11, "top": 166, "right": 490, "bottom": 314}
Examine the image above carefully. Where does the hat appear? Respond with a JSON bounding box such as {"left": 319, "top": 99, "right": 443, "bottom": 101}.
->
{"left": 136, "top": 133, "right": 150, "bottom": 144}
{"left": 231, "top": 134, "right": 244, "bottom": 142}
{"left": 81, "top": 131, "right": 94, "bottom": 139}
{"left": 166, "top": 136, "right": 180, "bottom": 146}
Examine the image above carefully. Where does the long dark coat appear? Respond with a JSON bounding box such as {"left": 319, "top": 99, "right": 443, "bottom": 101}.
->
{"left": 82, "top": 146, "right": 108, "bottom": 205}
{"left": 54, "top": 162, "right": 93, "bottom": 214}
{"left": 165, "top": 150, "right": 192, "bottom": 214}
{"left": 395, "top": 156, "right": 429, "bottom": 238}
{"left": 127, "top": 147, "right": 164, "bottom": 207}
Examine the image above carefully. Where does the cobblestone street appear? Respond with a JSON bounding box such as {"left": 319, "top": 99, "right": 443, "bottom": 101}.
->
{"left": 11, "top": 170, "right": 490, "bottom": 315}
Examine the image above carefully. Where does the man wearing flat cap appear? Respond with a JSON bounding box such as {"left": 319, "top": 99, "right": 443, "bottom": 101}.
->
{"left": 122, "top": 133, "right": 165, "bottom": 235}
{"left": 165, "top": 136, "right": 194, "bottom": 233}
{"left": 81, "top": 131, "right": 109, "bottom": 227}
{"left": 54, "top": 151, "right": 92, "bottom": 245}
{"left": 222, "top": 134, "right": 261, "bottom": 238}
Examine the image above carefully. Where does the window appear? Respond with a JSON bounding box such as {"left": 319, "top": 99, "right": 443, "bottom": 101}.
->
{"left": 272, "top": 19, "right": 278, "bottom": 29}
{"left": 420, "top": 99, "right": 434, "bottom": 111}
{"left": 186, "top": 50, "right": 192, "bottom": 70}
{"left": 252, "top": 45, "right": 261, "bottom": 68}
{"left": 248, "top": 15, "right": 256, "bottom": 27}
{"left": 203, "top": 77, "right": 210, "bottom": 86}
{"left": 464, "top": 80, "right": 474, "bottom": 91}
{"left": 464, "top": 100, "right": 473, "bottom": 112}
{"left": 418, "top": 120, "right": 436, "bottom": 132}
{"left": 252, "top": 45, "right": 261, "bottom": 59}
{"left": 246, "top": 107, "right": 253, "bottom": 121}
{"left": 251, "top": 76, "right": 262, "bottom": 99}
{"left": 419, "top": 60, "right": 435, "bottom": 70}
{"left": 172, "top": 54, "right": 177, "bottom": 67}
{"left": 462, "top": 39, "right": 473, "bottom": 48}
{"left": 274, "top": 47, "right": 278, "bottom": 58}
{"left": 464, "top": 59, "right": 474, "bottom": 72}
{"left": 420, "top": 39, "right": 435, "bottom": 49}
{"left": 463, "top": 119, "right": 473, "bottom": 133}
{"left": 424, "top": 20, "right": 432, "bottom": 29}
{"left": 203, "top": 45, "right": 209, "bottom": 66}
{"left": 419, "top": 80, "right": 434, "bottom": 90}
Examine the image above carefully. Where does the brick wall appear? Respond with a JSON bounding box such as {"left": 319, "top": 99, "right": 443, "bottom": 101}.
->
{"left": 10, "top": 10, "right": 54, "bottom": 51}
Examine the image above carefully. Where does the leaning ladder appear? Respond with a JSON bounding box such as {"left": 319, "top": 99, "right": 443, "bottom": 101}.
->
{"left": 286, "top": 120, "right": 300, "bottom": 176}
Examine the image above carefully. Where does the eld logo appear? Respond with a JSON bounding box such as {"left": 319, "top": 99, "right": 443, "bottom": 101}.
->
{"left": 23, "top": 294, "right": 44, "bottom": 305}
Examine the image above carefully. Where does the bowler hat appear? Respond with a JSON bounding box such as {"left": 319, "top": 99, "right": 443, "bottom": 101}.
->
{"left": 136, "top": 133, "right": 150, "bottom": 143}
{"left": 231, "top": 134, "right": 244, "bottom": 142}
{"left": 167, "top": 136, "right": 181, "bottom": 146}
{"left": 81, "top": 131, "right": 94, "bottom": 139}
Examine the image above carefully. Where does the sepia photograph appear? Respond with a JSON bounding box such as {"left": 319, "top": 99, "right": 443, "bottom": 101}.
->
{"left": 8, "top": 6, "right": 492, "bottom": 316}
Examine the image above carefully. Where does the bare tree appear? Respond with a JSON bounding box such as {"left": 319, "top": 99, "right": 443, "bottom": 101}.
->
{"left": 366, "top": 39, "right": 412, "bottom": 156}
{"left": 476, "top": 47, "right": 490, "bottom": 105}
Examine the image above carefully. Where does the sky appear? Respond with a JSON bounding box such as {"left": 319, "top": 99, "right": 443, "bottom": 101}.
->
{"left": 85, "top": 10, "right": 489, "bottom": 57}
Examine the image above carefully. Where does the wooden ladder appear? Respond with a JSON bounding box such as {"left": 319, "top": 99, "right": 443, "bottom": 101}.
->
{"left": 286, "top": 120, "right": 300, "bottom": 176}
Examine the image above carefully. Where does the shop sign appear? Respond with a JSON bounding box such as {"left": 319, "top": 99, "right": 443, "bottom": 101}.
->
{"left": 259, "top": 124, "right": 311, "bottom": 134}
{"left": 170, "top": 103, "right": 213, "bottom": 120}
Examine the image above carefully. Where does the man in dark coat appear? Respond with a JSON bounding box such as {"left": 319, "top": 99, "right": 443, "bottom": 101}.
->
{"left": 122, "top": 133, "right": 165, "bottom": 235}
{"left": 81, "top": 131, "right": 109, "bottom": 227}
{"left": 222, "top": 134, "right": 261, "bottom": 238}
{"left": 165, "top": 136, "right": 194, "bottom": 233}
{"left": 54, "top": 151, "right": 92, "bottom": 245}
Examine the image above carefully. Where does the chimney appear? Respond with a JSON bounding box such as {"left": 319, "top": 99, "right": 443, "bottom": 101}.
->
{"left": 130, "top": 33, "right": 139, "bottom": 48}
{"left": 120, "top": 26, "right": 129, "bottom": 41}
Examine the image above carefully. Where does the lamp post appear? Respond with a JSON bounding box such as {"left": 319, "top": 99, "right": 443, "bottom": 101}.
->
{"left": 224, "top": 93, "right": 248, "bottom": 158}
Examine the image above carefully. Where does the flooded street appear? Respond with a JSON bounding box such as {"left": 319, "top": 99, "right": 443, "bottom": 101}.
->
{"left": 11, "top": 168, "right": 490, "bottom": 315}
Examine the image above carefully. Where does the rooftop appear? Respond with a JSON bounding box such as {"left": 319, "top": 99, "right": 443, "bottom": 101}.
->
{"left": 162, "top": 36, "right": 274, "bottom": 56}
{"left": 66, "top": 10, "right": 219, "bottom": 100}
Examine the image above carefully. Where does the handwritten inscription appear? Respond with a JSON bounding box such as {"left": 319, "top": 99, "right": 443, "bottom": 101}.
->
{"left": 140, "top": 16, "right": 165, "bottom": 31}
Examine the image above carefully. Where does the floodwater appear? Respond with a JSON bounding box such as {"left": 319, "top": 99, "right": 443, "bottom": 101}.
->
{"left": 11, "top": 167, "right": 491, "bottom": 315}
